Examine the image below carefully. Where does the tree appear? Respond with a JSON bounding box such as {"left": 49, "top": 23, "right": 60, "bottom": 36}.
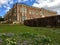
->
{"left": 0, "top": 16, "right": 4, "bottom": 21}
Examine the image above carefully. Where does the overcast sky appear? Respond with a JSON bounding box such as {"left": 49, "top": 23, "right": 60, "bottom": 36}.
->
{"left": 0, "top": 0, "right": 60, "bottom": 17}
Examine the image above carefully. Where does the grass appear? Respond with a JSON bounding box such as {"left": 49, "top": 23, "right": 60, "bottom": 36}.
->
{"left": 0, "top": 24, "right": 60, "bottom": 44}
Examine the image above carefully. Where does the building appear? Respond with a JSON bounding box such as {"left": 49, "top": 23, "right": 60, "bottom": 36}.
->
{"left": 4, "top": 3, "right": 57, "bottom": 24}
{"left": 24, "top": 15, "right": 60, "bottom": 27}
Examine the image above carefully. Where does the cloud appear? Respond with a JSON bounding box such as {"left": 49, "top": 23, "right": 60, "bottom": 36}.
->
{"left": 17, "top": 0, "right": 33, "bottom": 3}
{"left": 32, "top": 0, "right": 60, "bottom": 14}
{"left": 3, "top": 5, "right": 7, "bottom": 8}
{"left": 0, "top": 0, "right": 11, "bottom": 4}
{"left": 32, "top": 0, "right": 60, "bottom": 8}
{"left": 0, "top": 5, "right": 1, "bottom": 7}
{"left": 17, "top": 0, "right": 28, "bottom": 2}
{"left": 9, "top": 0, "right": 14, "bottom": 4}
{"left": 5, "top": 6, "right": 11, "bottom": 13}
{"left": 3, "top": 5, "right": 11, "bottom": 13}
{"left": 0, "top": 0, "right": 12, "bottom": 7}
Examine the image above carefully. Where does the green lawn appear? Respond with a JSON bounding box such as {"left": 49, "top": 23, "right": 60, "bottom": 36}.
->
{"left": 0, "top": 24, "right": 60, "bottom": 44}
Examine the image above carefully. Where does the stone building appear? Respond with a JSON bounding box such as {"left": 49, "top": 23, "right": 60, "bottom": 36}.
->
{"left": 4, "top": 3, "right": 57, "bottom": 24}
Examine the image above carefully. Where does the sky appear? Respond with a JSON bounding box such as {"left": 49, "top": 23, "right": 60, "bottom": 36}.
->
{"left": 0, "top": 0, "right": 60, "bottom": 17}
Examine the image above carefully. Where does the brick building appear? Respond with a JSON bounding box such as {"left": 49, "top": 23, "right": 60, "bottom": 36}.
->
{"left": 4, "top": 3, "right": 57, "bottom": 24}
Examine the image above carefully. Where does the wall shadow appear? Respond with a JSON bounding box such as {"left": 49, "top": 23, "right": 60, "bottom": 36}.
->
{"left": 24, "top": 15, "right": 60, "bottom": 27}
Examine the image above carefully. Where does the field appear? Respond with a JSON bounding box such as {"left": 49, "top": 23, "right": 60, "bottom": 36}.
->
{"left": 0, "top": 24, "right": 60, "bottom": 45}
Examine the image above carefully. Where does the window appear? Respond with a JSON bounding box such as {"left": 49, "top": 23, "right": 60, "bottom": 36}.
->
{"left": 31, "top": 11, "right": 35, "bottom": 15}
{"left": 22, "top": 16, "right": 26, "bottom": 21}
{"left": 25, "top": 8, "right": 27, "bottom": 13}
{"left": 14, "top": 10, "right": 16, "bottom": 13}
{"left": 22, "top": 12, "right": 24, "bottom": 16}
{"left": 29, "top": 10, "right": 32, "bottom": 14}
{"left": 14, "top": 16, "right": 17, "bottom": 21}
{"left": 22, "top": 8, "right": 25, "bottom": 13}
{"left": 29, "top": 10, "right": 35, "bottom": 15}
{"left": 40, "top": 11, "right": 45, "bottom": 17}
{"left": 20, "top": 8, "right": 25, "bottom": 13}
{"left": 22, "top": 12, "right": 26, "bottom": 21}
{"left": 36, "top": 11, "right": 39, "bottom": 15}
{"left": 40, "top": 11, "right": 44, "bottom": 15}
{"left": 20, "top": 7, "right": 27, "bottom": 13}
